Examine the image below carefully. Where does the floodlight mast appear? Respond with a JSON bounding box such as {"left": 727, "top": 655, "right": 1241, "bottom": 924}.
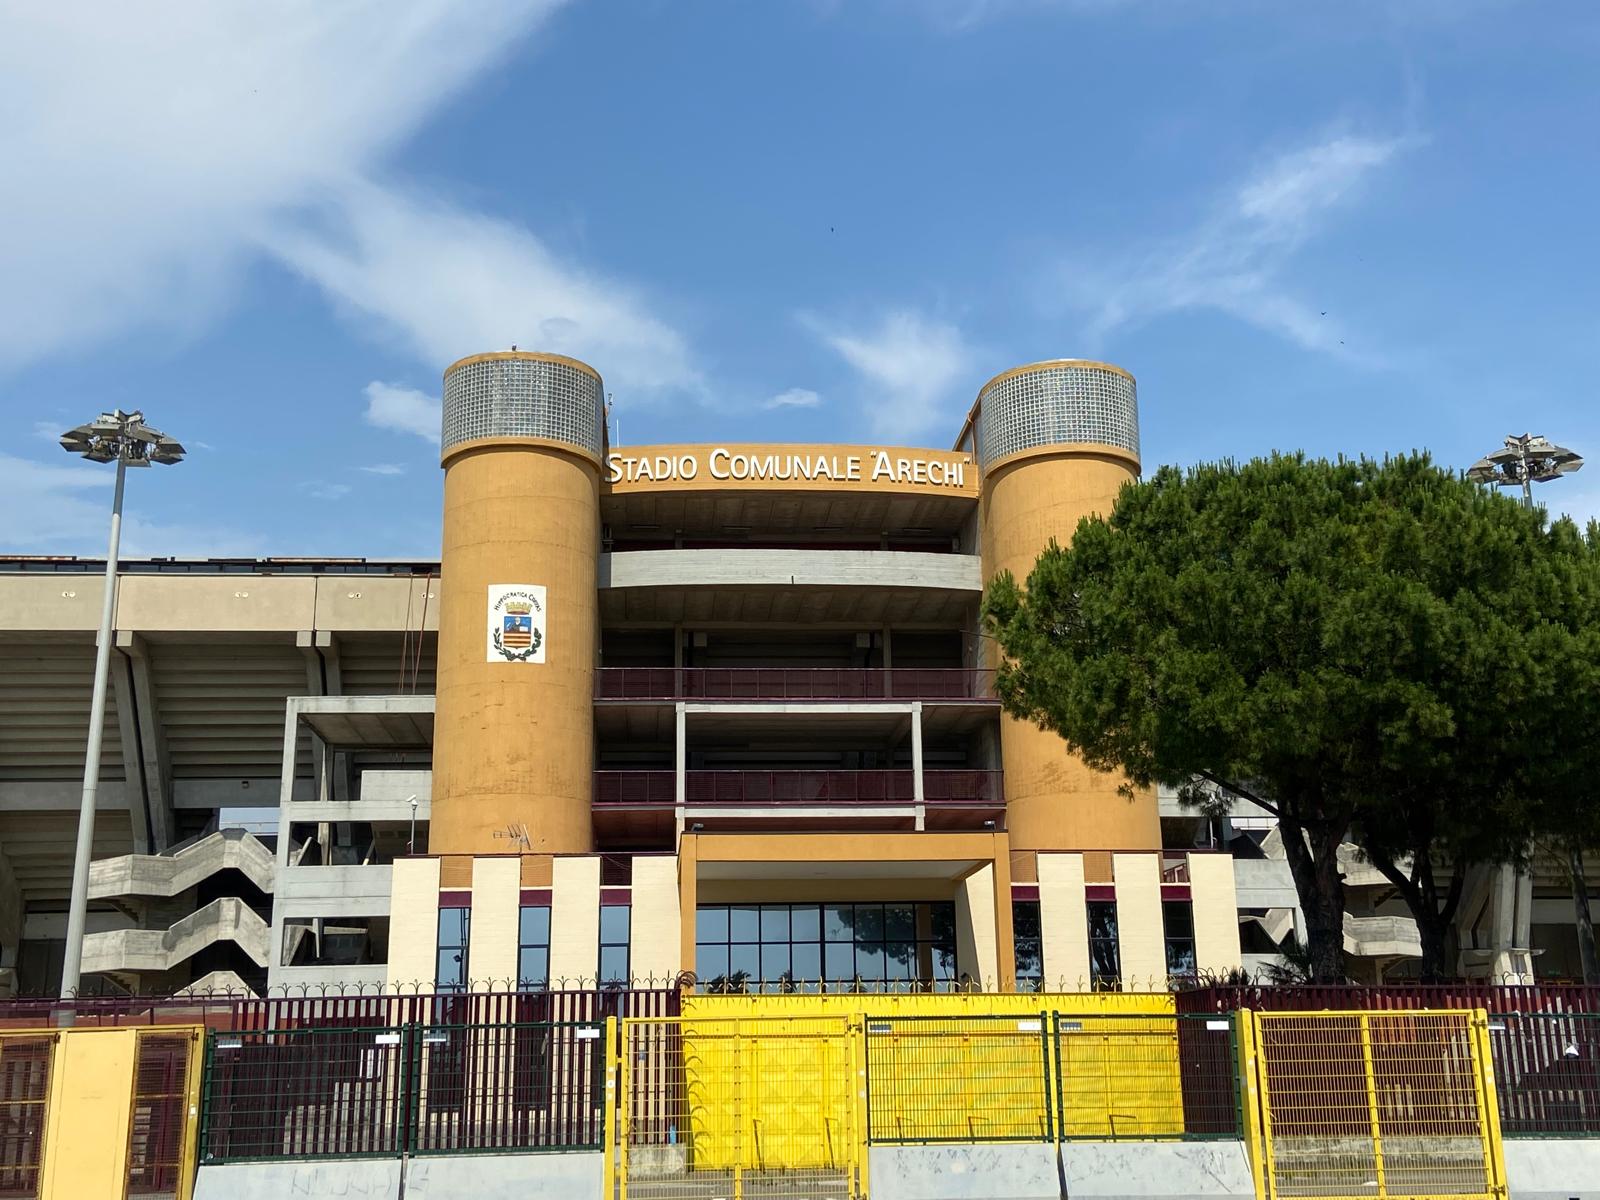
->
{"left": 58, "top": 411, "right": 184, "bottom": 1003}
{"left": 1466, "top": 432, "right": 1586, "bottom": 983}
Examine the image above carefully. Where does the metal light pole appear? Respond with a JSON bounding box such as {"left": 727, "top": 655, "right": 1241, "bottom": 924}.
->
{"left": 57, "top": 412, "right": 184, "bottom": 999}
{"left": 1467, "top": 433, "right": 1586, "bottom": 982}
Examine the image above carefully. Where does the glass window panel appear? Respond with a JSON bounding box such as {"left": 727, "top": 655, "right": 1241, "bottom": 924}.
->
{"left": 438, "top": 908, "right": 469, "bottom": 948}
{"left": 791, "top": 943, "right": 821, "bottom": 982}
{"left": 761, "top": 944, "right": 791, "bottom": 982}
{"left": 854, "top": 905, "right": 884, "bottom": 942}
{"left": 599, "top": 945, "right": 629, "bottom": 983}
{"left": 823, "top": 904, "right": 854, "bottom": 942}
{"left": 729, "top": 906, "right": 760, "bottom": 942}
{"left": 760, "top": 907, "right": 790, "bottom": 942}
{"left": 436, "top": 948, "right": 466, "bottom": 990}
{"left": 518, "top": 948, "right": 548, "bottom": 988}
{"left": 790, "top": 904, "right": 821, "bottom": 941}
{"left": 600, "top": 906, "right": 631, "bottom": 944}
{"left": 1012, "top": 901, "right": 1042, "bottom": 940}
{"left": 883, "top": 942, "right": 914, "bottom": 979}
{"left": 1162, "top": 901, "right": 1194, "bottom": 939}
{"left": 854, "top": 944, "right": 885, "bottom": 981}
{"left": 519, "top": 905, "right": 550, "bottom": 945}
{"left": 929, "top": 903, "right": 956, "bottom": 943}
{"left": 885, "top": 905, "right": 916, "bottom": 941}
{"left": 729, "top": 944, "right": 760, "bottom": 980}
{"left": 1166, "top": 941, "right": 1197, "bottom": 976}
{"left": 697, "top": 944, "right": 729, "bottom": 983}
{"left": 824, "top": 941, "right": 856, "bottom": 982}
{"left": 1087, "top": 901, "right": 1119, "bottom": 943}
{"left": 696, "top": 906, "right": 729, "bottom": 942}
{"left": 933, "top": 944, "right": 958, "bottom": 980}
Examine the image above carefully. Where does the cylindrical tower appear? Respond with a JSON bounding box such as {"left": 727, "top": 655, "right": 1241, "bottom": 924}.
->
{"left": 976, "top": 359, "right": 1160, "bottom": 852}
{"left": 432, "top": 351, "right": 604, "bottom": 856}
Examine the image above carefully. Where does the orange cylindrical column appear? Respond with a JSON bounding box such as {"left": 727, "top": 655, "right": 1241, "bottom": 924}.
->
{"left": 976, "top": 360, "right": 1161, "bottom": 853}
{"left": 430, "top": 352, "right": 603, "bottom": 855}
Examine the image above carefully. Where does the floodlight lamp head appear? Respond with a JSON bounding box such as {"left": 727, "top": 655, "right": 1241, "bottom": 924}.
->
{"left": 58, "top": 408, "right": 185, "bottom": 467}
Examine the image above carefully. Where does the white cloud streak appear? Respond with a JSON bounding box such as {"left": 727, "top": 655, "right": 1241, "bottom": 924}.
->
{"left": 0, "top": 453, "right": 262, "bottom": 557}
{"left": 764, "top": 388, "right": 823, "bottom": 410}
{"left": 807, "top": 310, "right": 974, "bottom": 441}
{"left": 358, "top": 463, "right": 408, "bottom": 476}
{"left": 268, "top": 183, "right": 697, "bottom": 396}
{"left": 0, "top": 3, "right": 698, "bottom": 401}
{"left": 363, "top": 382, "right": 441, "bottom": 445}
{"left": 1059, "top": 132, "right": 1410, "bottom": 356}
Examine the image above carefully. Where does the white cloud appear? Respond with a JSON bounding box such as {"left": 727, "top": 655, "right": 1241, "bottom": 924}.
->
{"left": 358, "top": 463, "right": 408, "bottom": 476}
{"left": 1058, "top": 132, "right": 1410, "bottom": 356}
{"left": 0, "top": 4, "right": 698, "bottom": 401}
{"left": 0, "top": 453, "right": 262, "bottom": 557}
{"left": 807, "top": 310, "right": 974, "bottom": 441}
{"left": 765, "top": 388, "right": 823, "bottom": 410}
{"left": 363, "top": 381, "right": 441, "bottom": 445}
{"left": 301, "top": 481, "right": 353, "bottom": 502}
{"left": 268, "top": 183, "right": 698, "bottom": 396}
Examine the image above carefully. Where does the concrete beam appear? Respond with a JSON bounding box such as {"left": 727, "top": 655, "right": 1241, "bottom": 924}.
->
{"left": 0, "top": 782, "right": 131, "bottom": 810}
{"left": 109, "top": 652, "right": 149, "bottom": 854}
{"left": 114, "top": 631, "right": 176, "bottom": 850}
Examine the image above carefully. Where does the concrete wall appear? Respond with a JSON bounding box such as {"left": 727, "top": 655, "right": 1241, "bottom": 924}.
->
{"left": 194, "top": 1153, "right": 603, "bottom": 1200}
{"left": 1503, "top": 1138, "right": 1600, "bottom": 1200}
{"left": 869, "top": 1142, "right": 1254, "bottom": 1200}
{"left": 1038, "top": 852, "right": 1089, "bottom": 985}
{"left": 468, "top": 855, "right": 520, "bottom": 988}
{"left": 194, "top": 1159, "right": 402, "bottom": 1200}
{"left": 1112, "top": 852, "right": 1165, "bottom": 986}
{"left": 957, "top": 862, "right": 999, "bottom": 985}
{"left": 550, "top": 854, "right": 600, "bottom": 983}
{"left": 1190, "top": 852, "right": 1244, "bottom": 975}
{"left": 387, "top": 855, "right": 440, "bottom": 988}
{"left": 630, "top": 853, "right": 680, "bottom": 981}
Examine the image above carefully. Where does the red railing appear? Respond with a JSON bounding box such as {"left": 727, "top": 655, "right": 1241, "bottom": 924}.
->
{"left": 593, "top": 769, "right": 1004, "bottom": 806}
{"left": 594, "top": 667, "right": 996, "bottom": 701}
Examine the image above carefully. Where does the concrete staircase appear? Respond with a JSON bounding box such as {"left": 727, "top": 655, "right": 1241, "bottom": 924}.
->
{"left": 81, "top": 896, "right": 270, "bottom": 976}
{"left": 88, "top": 828, "right": 275, "bottom": 900}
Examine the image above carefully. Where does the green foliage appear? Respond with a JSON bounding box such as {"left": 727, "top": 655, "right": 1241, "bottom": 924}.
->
{"left": 983, "top": 452, "right": 1593, "bottom": 981}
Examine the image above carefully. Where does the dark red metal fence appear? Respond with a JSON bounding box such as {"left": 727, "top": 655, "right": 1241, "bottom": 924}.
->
{"left": 200, "top": 1018, "right": 611, "bottom": 1162}
{"left": 595, "top": 667, "right": 996, "bottom": 701}
{"left": 0, "top": 987, "right": 680, "bottom": 1033}
{"left": 592, "top": 769, "right": 1004, "bottom": 806}
{"left": 1175, "top": 982, "right": 1600, "bottom": 1015}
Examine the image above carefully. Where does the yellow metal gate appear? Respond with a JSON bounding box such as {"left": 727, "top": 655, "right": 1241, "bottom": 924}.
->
{"left": 1252, "top": 1010, "right": 1505, "bottom": 1200}
{"left": 613, "top": 1016, "right": 861, "bottom": 1200}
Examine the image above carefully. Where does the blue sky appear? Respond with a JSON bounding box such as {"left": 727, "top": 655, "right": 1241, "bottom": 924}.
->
{"left": 2, "top": 2, "right": 1597, "bottom": 557}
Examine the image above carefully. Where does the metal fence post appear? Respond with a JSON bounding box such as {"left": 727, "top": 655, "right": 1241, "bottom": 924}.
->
{"left": 1038, "top": 1010, "right": 1055, "bottom": 1144}
{"left": 603, "top": 1015, "right": 619, "bottom": 1200}
{"left": 196, "top": 1031, "right": 215, "bottom": 1165}
{"left": 1357, "top": 1014, "right": 1388, "bottom": 1199}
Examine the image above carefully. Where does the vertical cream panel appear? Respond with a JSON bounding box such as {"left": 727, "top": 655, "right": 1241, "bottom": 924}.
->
{"left": 630, "top": 855, "right": 681, "bottom": 984}
{"left": 388, "top": 857, "right": 441, "bottom": 989}
{"left": 469, "top": 856, "right": 521, "bottom": 990}
{"left": 1112, "top": 852, "right": 1165, "bottom": 989}
{"left": 1038, "top": 852, "right": 1090, "bottom": 988}
{"left": 550, "top": 854, "right": 601, "bottom": 985}
{"left": 956, "top": 863, "right": 999, "bottom": 987}
{"left": 1189, "top": 852, "right": 1243, "bottom": 974}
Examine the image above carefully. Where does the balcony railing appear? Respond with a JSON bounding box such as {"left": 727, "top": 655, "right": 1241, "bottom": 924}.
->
{"left": 594, "top": 667, "right": 996, "bottom": 702}
{"left": 593, "top": 770, "right": 1004, "bottom": 806}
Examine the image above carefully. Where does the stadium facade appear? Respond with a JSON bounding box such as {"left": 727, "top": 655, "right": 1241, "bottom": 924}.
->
{"left": 0, "top": 351, "right": 1556, "bottom": 998}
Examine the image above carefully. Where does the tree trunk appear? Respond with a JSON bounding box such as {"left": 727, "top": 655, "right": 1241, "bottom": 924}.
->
{"left": 1279, "top": 817, "right": 1348, "bottom": 983}
{"left": 1571, "top": 845, "right": 1600, "bottom": 985}
{"left": 1414, "top": 909, "right": 1452, "bottom": 982}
